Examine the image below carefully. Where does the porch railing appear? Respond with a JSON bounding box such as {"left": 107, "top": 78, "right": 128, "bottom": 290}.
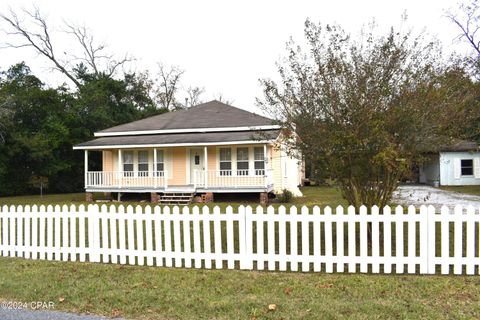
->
{"left": 86, "top": 171, "right": 167, "bottom": 189}
{"left": 194, "top": 169, "right": 273, "bottom": 189}
{"left": 86, "top": 169, "right": 273, "bottom": 190}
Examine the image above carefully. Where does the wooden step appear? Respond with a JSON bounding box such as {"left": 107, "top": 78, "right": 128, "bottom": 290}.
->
{"left": 160, "top": 192, "right": 194, "bottom": 205}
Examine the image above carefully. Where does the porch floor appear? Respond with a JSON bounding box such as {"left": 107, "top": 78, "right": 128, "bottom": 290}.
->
{"left": 85, "top": 184, "right": 274, "bottom": 194}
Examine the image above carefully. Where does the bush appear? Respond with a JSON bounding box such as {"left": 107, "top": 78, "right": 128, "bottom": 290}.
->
{"left": 277, "top": 189, "right": 293, "bottom": 203}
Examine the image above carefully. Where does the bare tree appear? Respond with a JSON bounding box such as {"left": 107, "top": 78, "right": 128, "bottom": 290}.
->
{"left": 155, "top": 63, "right": 184, "bottom": 110}
{"left": 446, "top": 0, "right": 480, "bottom": 56}
{"left": 185, "top": 86, "right": 205, "bottom": 107}
{"left": 64, "top": 23, "right": 132, "bottom": 78}
{"left": 0, "top": 7, "right": 81, "bottom": 87}
{"left": 0, "top": 7, "right": 132, "bottom": 87}
{"left": 213, "top": 93, "right": 234, "bottom": 105}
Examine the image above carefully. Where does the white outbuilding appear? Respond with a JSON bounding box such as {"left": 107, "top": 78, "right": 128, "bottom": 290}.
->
{"left": 419, "top": 140, "right": 480, "bottom": 186}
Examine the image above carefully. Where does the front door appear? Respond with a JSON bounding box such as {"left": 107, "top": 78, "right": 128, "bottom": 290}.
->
{"left": 189, "top": 148, "right": 204, "bottom": 184}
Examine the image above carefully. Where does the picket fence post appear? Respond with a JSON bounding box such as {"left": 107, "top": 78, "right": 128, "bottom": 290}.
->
{"left": 88, "top": 204, "right": 101, "bottom": 263}
{"left": 238, "top": 205, "right": 253, "bottom": 270}
{"left": 238, "top": 205, "right": 247, "bottom": 269}
{"left": 244, "top": 206, "right": 254, "bottom": 270}
{"left": 427, "top": 205, "right": 437, "bottom": 274}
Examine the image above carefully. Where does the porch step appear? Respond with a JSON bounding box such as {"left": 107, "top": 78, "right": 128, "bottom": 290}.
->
{"left": 160, "top": 192, "right": 194, "bottom": 205}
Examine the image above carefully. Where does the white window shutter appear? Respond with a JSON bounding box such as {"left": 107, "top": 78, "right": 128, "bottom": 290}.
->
{"left": 453, "top": 158, "right": 461, "bottom": 179}
{"left": 474, "top": 158, "right": 480, "bottom": 179}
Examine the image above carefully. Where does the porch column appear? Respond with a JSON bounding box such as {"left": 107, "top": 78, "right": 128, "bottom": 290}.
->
{"left": 153, "top": 147, "right": 157, "bottom": 188}
{"left": 204, "top": 146, "right": 208, "bottom": 188}
{"left": 84, "top": 150, "right": 88, "bottom": 188}
{"left": 263, "top": 144, "right": 268, "bottom": 188}
{"left": 118, "top": 149, "right": 122, "bottom": 188}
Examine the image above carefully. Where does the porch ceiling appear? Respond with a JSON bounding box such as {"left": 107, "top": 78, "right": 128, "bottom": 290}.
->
{"left": 73, "top": 129, "right": 280, "bottom": 149}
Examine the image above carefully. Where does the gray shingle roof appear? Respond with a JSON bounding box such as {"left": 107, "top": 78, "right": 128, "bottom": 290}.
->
{"left": 419, "top": 138, "right": 480, "bottom": 153}
{"left": 438, "top": 139, "right": 480, "bottom": 152}
{"left": 74, "top": 130, "right": 280, "bottom": 148}
{"left": 98, "top": 100, "right": 274, "bottom": 133}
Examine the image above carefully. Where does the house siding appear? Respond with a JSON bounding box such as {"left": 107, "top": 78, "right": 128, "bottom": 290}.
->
{"left": 102, "top": 150, "right": 114, "bottom": 172}
{"left": 439, "top": 151, "right": 480, "bottom": 186}
{"left": 207, "top": 146, "right": 216, "bottom": 172}
{"left": 170, "top": 147, "right": 187, "bottom": 185}
{"left": 272, "top": 146, "right": 283, "bottom": 192}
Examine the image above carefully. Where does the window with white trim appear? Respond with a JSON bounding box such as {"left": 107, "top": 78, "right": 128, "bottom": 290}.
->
{"left": 461, "top": 159, "right": 474, "bottom": 176}
{"left": 156, "top": 150, "right": 164, "bottom": 176}
{"left": 237, "top": 147, "right": 249, "bottom": 175}
{"left": 254, "top": 147, "right": 265, "bottom": 175}
{"left": 137, "top": 151, "right": 149, "bottom": 175}
{"left": 219, "top": 148, "right": 232, "bottom": 176}
{"left": 123, "top": 151, "right": 134, "bottom": 176}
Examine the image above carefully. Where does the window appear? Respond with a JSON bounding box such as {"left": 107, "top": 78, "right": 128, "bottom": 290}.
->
{"left": 123, "top": 151, "right": 133, "bottom": 176}
{"left": 237, "top": 147, "right": 249, "bottom": 175}
{"left": 219, "top": 148, "right": 232, "bottom": 176}
{"left": 156, "top": 150, "right": 164, "bottom": 175}
{"left": 461, "top": 159, "right": 474, "bottom": 176}
{"left": 195, "top": 154, "right": 200, "bottom": 165}
{"left": 137, "top": 151, "right": 149, "bottom": 175}
{"left": 254, "top": 147, "right": 265, "bottom": 175}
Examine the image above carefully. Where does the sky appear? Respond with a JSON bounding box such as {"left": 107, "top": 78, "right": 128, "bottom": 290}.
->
{"left": 0, "top": 0, "right": 472, "bottom": 114}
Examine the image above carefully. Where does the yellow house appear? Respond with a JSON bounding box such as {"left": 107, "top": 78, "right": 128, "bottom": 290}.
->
{"left": 73, "top": 101, "right": 303, "bottom": 204}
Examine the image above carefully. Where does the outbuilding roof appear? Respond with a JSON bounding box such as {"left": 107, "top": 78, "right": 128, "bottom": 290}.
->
{"left": 97, "top": 100, "right": 275, "bottom": 134}
{"left": 419, "top": 138, "right": 480, "bottom": 153}
{"left": 438, "top": 139, "right": 480, "bottom": 152}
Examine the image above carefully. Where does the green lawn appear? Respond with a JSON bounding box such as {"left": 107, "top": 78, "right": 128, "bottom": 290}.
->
{"left": 440, "top": 185, "right": 480, "bottom": 196}
{"left": 0, "top": 186, "right": 348, "bottom": 209}
{"left": 0, "top": 258, "right": 478, "bottom": 319}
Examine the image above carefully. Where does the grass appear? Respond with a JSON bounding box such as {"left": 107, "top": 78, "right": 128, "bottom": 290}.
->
{"left": 440, "top": 185, "right": 480, "bottom": 197}
{"left": 0, "top": 257, "right": 479, "bottom": 319}
{"left": 0, "top": 186, "right": 348, "bottom": 209}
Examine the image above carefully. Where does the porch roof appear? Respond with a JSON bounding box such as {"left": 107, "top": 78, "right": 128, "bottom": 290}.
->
{"left": 73, "top": 129, "right": 280, "bottom": 150}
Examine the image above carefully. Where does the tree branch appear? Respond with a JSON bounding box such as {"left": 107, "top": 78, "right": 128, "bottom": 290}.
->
{"left": 0, "top": 7, "right": 82, "bottom": 88}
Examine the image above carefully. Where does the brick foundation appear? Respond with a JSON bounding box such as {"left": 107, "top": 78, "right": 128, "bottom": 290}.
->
{"left": 151, "top": 192, "right": 160, "bottom": 203}
{"left": 85, "top": 192, "right": 93, "bottom": 202}
{"left": 204, "top": 192, "right": 214, "bottom": 203}
{"left": 260, "top": 192, "right": 269, "bottom": 205}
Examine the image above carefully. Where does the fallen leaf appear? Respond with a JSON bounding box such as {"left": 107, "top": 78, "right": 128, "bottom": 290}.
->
{"left": 58, "top": 296, "right": 65, "bottom": 302}
{"left": 284, "top": 287, "right": 293, "bottom": 295}
{"left": 268, "top": 304, "right": 277, "bottom": 311}
{"left": 317, "top": 283, "right": 334, "bottom": 289}
{"left": 111, "top": 309, "right": 121, "bottom": 317}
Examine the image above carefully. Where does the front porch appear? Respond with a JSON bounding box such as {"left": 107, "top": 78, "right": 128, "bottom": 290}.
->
{"left": 82, "top": 144, "right": 274, "bottom": 195}
{"left": 85, "top": 169, "right": 273, "bottom": 193}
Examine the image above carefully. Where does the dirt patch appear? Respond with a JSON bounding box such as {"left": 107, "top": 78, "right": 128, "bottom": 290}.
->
{"left": 392, "top": 185, "right": 480, "bottom": 210}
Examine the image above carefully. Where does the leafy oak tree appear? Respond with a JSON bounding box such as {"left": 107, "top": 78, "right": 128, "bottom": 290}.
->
{"left": 258, "top": 20, "right": 472, "bottom": 208}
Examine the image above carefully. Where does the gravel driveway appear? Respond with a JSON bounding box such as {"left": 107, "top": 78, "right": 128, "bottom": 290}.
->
{"left": 392, "top": 185, "right": 480, "bottom": 210}
{"left": 0, "top": 309, "right": 119, "bottom": 320}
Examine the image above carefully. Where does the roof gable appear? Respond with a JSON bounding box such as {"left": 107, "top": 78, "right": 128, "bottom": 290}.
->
{"left": 97, "top": 100, "right": 275, "bottom": 134}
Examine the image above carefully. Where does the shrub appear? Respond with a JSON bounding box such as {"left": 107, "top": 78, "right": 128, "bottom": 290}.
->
{"left": 277, "top": 189, "right": 293, "bottom": 203}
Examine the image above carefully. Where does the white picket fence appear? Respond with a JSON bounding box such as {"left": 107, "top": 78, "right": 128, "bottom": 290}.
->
{"left": 0, "top": 204, "right": 479, "bottom": 275}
